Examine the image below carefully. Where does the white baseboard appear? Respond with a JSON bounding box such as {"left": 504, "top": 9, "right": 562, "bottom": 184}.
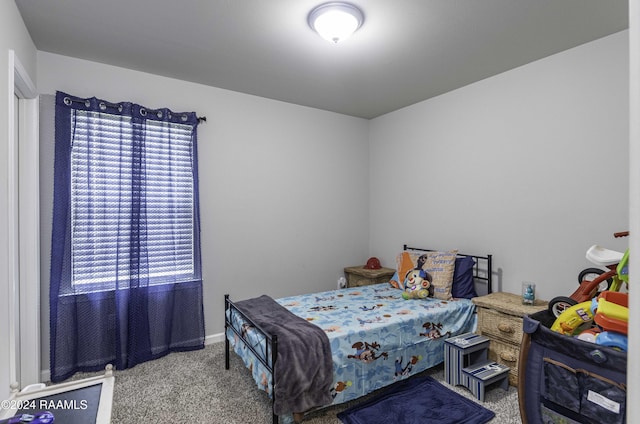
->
{"left": 40, "top": 333, "right": 225, "bottom": 383}
{"left": 205, "top": 332, "right": 225, "bottom": 345}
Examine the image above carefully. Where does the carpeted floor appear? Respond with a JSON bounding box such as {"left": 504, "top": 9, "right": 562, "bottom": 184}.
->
{"left": 74, "top": 342, "right": 522, "bottom": 423}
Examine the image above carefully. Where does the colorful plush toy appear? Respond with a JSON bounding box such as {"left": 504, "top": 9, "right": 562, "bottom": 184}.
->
{"left": 402, "top": 269, "right": 431, "bottom": 300}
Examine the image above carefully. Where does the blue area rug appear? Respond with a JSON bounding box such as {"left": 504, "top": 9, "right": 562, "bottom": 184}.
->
{"left": 337, "top": 375, "right": 495, "bottom": 424}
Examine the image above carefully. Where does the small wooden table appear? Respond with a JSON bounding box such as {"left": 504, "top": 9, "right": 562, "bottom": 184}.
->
{"left": 343, "top": 265, "right": 395, "bottom": 288}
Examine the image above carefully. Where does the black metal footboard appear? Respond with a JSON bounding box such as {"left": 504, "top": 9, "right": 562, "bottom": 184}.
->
{"left": 224, "top": 294, "right": 279, "bottom": 424}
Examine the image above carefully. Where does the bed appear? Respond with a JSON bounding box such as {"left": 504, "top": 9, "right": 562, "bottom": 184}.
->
{"left": 224, "top": 246, "right": 493, "bottom": 423}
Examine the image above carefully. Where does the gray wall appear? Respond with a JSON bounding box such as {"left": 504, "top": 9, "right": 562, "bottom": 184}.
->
{"left": 369, "top": 31, "right": 629, "bottom": 301}
{"left": 37, "top": 52, "right": 371, "bottom": 374}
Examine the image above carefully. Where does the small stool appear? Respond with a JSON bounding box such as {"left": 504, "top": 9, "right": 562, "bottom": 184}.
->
{"left": 462, "top": 360, "right": 510, "bottom": 401}
{"left": 444, "top": 332, "right": 489, "bottom": 387}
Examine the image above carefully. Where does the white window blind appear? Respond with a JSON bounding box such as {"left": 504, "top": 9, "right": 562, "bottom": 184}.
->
{"left": 70, "top": 110, "right": 195, "bottom": 288}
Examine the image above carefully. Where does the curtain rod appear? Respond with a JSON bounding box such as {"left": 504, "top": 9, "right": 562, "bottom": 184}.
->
{"left": 62, "top": 95, "right": 207, "bottom": 124}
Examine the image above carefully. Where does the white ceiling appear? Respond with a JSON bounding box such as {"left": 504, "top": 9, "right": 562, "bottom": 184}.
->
{"left": 15, "top": 0, "right": 628, "bottom": 119}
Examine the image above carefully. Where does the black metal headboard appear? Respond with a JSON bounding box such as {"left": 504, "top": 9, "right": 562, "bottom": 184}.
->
{"left": 403, "top": 245, "right": 493, "bottom": 294}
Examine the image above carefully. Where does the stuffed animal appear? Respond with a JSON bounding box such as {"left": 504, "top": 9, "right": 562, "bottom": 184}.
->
{"left": 402, "top": 269, "right": 431, "bottom": 300}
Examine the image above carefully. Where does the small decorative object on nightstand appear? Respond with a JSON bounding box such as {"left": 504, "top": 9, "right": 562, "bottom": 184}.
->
{"left": 521, "top": 282, "right": 536, "bottom": 305}
{"left": 343, "top": 265, "right": 395, "bottom": 288}
{"left": 472, "top": 291, "right": 548, "bottom": 387}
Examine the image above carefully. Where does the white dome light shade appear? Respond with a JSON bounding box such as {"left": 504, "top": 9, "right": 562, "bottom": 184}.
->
{"left": 308, "top": 2, "right": 364, "bottom": 44}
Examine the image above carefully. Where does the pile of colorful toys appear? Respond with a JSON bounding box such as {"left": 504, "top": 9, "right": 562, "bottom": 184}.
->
{"left": 551, "top": 290, "right": 628, "bottom": 351}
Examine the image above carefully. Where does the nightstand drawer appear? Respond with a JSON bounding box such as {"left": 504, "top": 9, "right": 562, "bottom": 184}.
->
{"left": 347, "top": 274, "right": 390, "bottom": 287}
{"left": 487, "top": 338, "right": 520, "bottom": 387}
{"left": 478, "top": 308, "right": 524, "bottom": 345}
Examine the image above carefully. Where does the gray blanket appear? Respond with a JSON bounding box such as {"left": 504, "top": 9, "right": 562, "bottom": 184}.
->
{"left": 235, "top": 295, "right": 333, "bottom": 416}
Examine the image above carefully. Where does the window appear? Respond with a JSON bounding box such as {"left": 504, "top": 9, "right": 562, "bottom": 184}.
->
{"left": 67, "top": 109, "right": 197, "bottom": 292}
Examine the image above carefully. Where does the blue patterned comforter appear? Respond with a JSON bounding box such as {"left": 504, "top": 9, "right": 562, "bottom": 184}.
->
{"left": 226, "top": 283, "right": 477, "bottom": 406}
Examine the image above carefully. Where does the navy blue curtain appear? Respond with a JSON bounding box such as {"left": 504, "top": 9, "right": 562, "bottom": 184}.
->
{"left": 50, "top": 91, "right": 204, "bottom": 382}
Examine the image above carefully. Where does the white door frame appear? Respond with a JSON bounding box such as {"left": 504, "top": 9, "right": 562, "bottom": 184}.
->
{"left": 8, "top": 49, "right": 40, "bottom": 388}
{"left": 629, "top": 0, "right": 640, "bottom": 418}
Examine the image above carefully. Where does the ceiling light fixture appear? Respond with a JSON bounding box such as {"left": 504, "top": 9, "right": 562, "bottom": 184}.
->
{"left": 308, "top": 2, "right": 364, "bottom": 44}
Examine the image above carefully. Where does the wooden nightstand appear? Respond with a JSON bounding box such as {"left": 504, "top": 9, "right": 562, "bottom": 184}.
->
{"left": 343, "top": 266, "right": 395, "bottom": 288}
{"left": 472, "top": 292, "right": 548, "bottom": 387}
